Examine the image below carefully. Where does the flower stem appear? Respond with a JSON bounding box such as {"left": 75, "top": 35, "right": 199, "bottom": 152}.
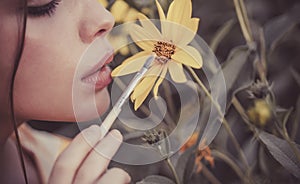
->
{"left": 186, "top": 67, "right": 251, "bottom": 175}
{"left": 233, "top": 0, "right": 254, "bottom": 45}
{"left": 166, "top": 158, "right": 181, "bottom": 184}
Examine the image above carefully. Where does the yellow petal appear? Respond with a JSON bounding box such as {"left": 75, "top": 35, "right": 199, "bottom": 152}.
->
{"left": 138, "top": 13, "right": 162, "bottom": 40}
{"left": 119, "top": 46, "right": 130, "bottom": 56}
{"left": 167, "top": 0, "right": 192, "bottom": 24}
{"left": 176, "top": 18, "right": 200, "bottom": 45}
{"left": 133, "top": 83, "right": 153, "bottom": 110}
{"left": 131, "top": 64, "right": 162, "bottom": 110}
{"left": 110, "top": 0, "right": 129, "bottom": 22}
{"left": 111, "top": 51, "right": 150, "bottom": 76}
{"left": 161, "top": 21, "right": 180, "bottom": 44}
{"left": 130, "top": 24, "right": 157, "bottom": 51}
{"left": 168, "top": 62, "right": 187, "bottom": 83}
{"left": 186, "top": 18, "right": 200, "bottom": 33}
{"left": 121, "top": 51, "right": 150, "bottom": 65}
{"left": 131, "top": 64, "right": 162, "bottom": 99}
{"left": 153, "top": 64, "right": 168, "bottom": 97}
{"left": 160, "top": 21, "right": 192, "bottom": 45}
{"left": 172, "top": 46, "right": 203, "bottom": 69}
{"left": 123, "top": 8, "right": 140, "bottom": 22}
{"left": 162, "top": 0, "right": 198, "bottom": 43}
{"left": 155, "top": 0, "right": 166, "bottom": 20}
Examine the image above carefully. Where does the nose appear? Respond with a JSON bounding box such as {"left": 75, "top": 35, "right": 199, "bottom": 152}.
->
{"left": 79, "top": 1, "right": 115, "bottom": 43}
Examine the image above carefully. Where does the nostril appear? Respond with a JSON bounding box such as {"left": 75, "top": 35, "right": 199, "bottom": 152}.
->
{"left": 97, "top": 29, "right": 107, "bottom": 37}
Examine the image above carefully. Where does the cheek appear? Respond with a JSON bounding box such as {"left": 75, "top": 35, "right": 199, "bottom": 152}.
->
{"left": 14, "top": 34, "right": 77, "bottom": 121}
{"left": 14, "top": 31, "right": 110, "bottom": 122}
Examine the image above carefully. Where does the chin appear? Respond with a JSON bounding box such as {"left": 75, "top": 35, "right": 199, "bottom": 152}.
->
{"left": 95, "top": 88, "right": 111, "bottom": 116}
{"left": 72, "top": 87, "right": 111, "bottom": 122}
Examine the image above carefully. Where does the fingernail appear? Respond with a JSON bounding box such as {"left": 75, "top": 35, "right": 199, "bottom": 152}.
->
{"left": 110, "top": 129, "right": 123, "bottom": 141}
{"left": 83, "top": 125, "right": 101, "bottom": 142}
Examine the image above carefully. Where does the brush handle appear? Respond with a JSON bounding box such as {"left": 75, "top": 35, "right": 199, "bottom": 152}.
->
{"left": 100, "top": 106, "right": 121, "bottom": 139}
{"left": 99, "top": 55, "right": 155, "bottom": 138}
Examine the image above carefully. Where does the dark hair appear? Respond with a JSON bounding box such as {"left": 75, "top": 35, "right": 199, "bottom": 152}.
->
{"left": 0, "top": 0, "right": 28, "bottom": 183}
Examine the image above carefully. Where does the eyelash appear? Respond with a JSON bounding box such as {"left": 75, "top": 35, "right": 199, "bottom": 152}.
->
{"left": 27, "top": 0, "right": 62, "bottom": 17}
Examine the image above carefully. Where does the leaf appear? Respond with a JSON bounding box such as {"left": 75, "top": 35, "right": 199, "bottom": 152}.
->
{"left": 221, "top": 46, "right": 254, "bottom": 107}
{"left": 258, "top": 131, "right": 300, "bottom": 178}
{"left": 264, "top": 3, "right": 300, "bottom": 51}
{"left": 175, "top": 146, "right": 196, "bottom": 184}
{"left": 137, "top": 175, "right": 175, "bottom": 184}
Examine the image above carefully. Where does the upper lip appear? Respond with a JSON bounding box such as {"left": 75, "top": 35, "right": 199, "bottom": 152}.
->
{"left": 81, "top": 49, "right": 114, "bottom": 80}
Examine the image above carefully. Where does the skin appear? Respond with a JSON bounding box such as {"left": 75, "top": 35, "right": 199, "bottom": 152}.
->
{"left": 0, "top": 0, "right": 131, "bottom": 183}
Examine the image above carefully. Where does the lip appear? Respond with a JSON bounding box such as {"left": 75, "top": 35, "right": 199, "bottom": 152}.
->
{"left": 81, "top": 50, "right": 114, "bottom": 79}
{"left": 81, "top": 50, "right": 114, "bottom": 90}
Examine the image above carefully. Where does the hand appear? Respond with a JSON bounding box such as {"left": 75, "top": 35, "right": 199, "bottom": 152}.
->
{"left": 49, "top": 125, "right": 131, "bottom": 184}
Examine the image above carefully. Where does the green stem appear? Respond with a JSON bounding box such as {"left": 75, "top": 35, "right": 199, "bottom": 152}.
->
{"left": 166, "top": 158, "right": 181, "bottom": 184}
{"left": 162, "top": 81, "right": 177, "bottom": 118}
{"left": 233, "top": 0, "right": 254, "bottom": 45}
{"left": 187, "top": 67, "right": 250, "bottom": 172}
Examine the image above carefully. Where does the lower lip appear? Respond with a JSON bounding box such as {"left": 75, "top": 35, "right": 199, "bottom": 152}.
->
{"left": 82, "top": 65, "right": 112, "bottom": 91}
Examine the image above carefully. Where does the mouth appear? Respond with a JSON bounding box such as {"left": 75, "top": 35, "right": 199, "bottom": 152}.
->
{"left": 81, "top": 51, "right": 114, "bottom": 91}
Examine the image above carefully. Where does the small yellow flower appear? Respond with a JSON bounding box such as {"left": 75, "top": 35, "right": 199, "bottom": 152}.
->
{"left": 112, "top": 0, "right": 203, "bottom": 110}
{"left": 247, "top": 99, "right": 272, "bottom": 127}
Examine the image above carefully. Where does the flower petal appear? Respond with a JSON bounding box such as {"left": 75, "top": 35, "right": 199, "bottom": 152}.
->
{"left": 161, "top": 0, "right": 198, "bottom": 44}
{"left": 176, "top": 18, "right": 200, "bottom": 45}
{"left": 161, "top": 21, "right": 196, "bottom": 45}
{"left": 155, "top": 0, "right": 166, "bottom": 20}
{"left": 133, "top": 80, "right": 154, "bottom": 110}
{"left": 186, "top": 18, "right": 200, "bottom": 34}
{"left": 172, "top": 46, "right": 203, "bottom": 69}
{"left": 111, "top": 51, "right": 150, "bottom": 76}
{"left": 168, "top": 62, "right": 187, "bottom": 83}
{"left": 130, "top": 24, "right": 157, "bottom": 51}
{"left": 153, "top": 64, "right": 168, "bottom": 97}
{"left": 131, "top": 64, "right": 162, "bottom": 110}
{"left": 131, "top": 64, "right": 162, "bottom": 99}
{"left": 138, "top": 13, "right": 162, "bottom": 40}
{"left": 110, "top": 0, "right": 129, "bottom": 22}
{"left": 124, "top": 8, "right": 140, "bottom": 22}
{"left": 167, "top": 0, "right": 192, "bottom": 24}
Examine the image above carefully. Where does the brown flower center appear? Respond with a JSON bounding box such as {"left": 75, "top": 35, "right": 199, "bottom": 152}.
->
{"left": 152, "top": 41, "right": 176, "bottom": 64}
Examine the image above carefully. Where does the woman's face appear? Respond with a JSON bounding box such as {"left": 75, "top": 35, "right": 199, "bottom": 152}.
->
{"left": 14, "top": 0, "right": 115, "bottom": 122}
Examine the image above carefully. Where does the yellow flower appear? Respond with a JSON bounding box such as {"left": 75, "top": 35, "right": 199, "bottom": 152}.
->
{"left": 110, "top": 0, "right": 140, "bottom": 23}
{"left": 247, "top": 99, "right": 272, "bottom": 127}
{"left": 112, "top": 0, "right": 203, "bottom": 110}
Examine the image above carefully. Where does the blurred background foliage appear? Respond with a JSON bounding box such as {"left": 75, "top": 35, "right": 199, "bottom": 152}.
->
{"left": 29, "top": 0, "right": 300, "bottom": 183}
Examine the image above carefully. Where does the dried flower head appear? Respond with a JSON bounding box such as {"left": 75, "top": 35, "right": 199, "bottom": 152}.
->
{"left": 142, "top": 129, "right": 170, "bottom": 157}
{"left": 247, "top": 80, "right": 271, "bottom": 99}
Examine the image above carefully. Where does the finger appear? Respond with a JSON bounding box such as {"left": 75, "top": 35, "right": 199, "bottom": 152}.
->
{"left": 49, "top": 125, "right": 103, "bottom": 184}
{"left": 97, "top": 168, "right": 131, "bottom": 184}
{"left": 73, "top": 129, "right": 123, "bottom": 184}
